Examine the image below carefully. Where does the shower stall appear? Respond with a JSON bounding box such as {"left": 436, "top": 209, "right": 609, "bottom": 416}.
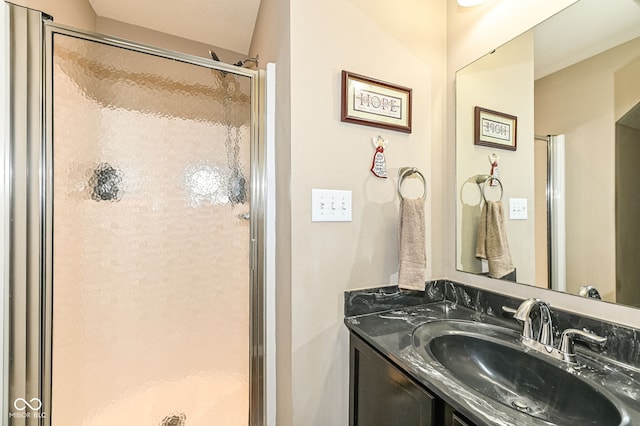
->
{"left": 4, "top": 4, "right": 265, "bottom": 425}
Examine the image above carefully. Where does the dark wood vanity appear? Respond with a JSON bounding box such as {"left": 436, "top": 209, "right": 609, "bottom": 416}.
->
{"left": 349, "top": 334, "right": 473, "bottom": 426}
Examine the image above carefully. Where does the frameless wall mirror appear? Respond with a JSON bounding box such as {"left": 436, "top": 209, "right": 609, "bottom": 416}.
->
{"left": 455, "top": 0, "right": 640, "bottom": 307}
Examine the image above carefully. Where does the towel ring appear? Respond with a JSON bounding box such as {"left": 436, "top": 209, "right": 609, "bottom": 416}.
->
{"left": 398, "top": 167, "right": 427, "bottom": 200}
{"left": 476, "top": 174, "right": 503, "bottom": 202}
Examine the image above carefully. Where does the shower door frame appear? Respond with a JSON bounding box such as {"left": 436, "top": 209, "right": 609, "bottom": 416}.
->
{"left": 6, "top": 5, "right": 266, "bottom": 425}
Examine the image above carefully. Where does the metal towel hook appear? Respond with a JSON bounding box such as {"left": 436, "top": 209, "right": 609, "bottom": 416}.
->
{"left": 476, "top": 174, "right": 503, "bottom": 202}
{"left": 398, "top": 167, "right": 427, "bottom": 200}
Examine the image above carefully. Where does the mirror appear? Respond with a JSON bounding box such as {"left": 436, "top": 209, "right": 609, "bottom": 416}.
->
{"left": 455, "top": 0, "right": 640, "bottom": 307}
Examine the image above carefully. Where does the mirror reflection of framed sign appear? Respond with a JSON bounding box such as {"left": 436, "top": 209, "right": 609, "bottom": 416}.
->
{"left": 341, "top": 70, "right": 412, "bottom": 133}
{"left": 474, "top": 106, "right": 517, "bottom": 150}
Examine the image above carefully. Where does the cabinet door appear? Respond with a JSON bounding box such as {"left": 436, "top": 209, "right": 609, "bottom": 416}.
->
{"left": 350, "top": 334, "right": 436, "bottom": 426}
{"left": 444, "top": 404, "right": 474, "bottom": 426}
{"left": 452, "top": 414, "right": 471, "bottom": 426}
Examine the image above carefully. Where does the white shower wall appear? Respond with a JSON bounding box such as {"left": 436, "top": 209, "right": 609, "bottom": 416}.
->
{"left": 51, "top": 34, "right": 251, "bottom": 426}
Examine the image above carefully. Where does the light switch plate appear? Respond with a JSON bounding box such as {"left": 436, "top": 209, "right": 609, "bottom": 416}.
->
{"left": 312, "top": 189, "right": 352, "bottom": 222}
{"left": 509, "top": 198, "right": 528, "bottom": 220}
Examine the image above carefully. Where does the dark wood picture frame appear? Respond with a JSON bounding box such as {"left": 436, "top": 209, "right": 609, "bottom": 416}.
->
{"left": 474, "top": 106, "right": 517, "bottom": 151}
{"left": 341, "top": 71, "right": 412, "bottom": 133}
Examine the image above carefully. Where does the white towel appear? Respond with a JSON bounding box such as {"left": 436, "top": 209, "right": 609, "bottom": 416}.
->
{"left": 398, "top": 198, "right": 426, "bottom": 291}
{"left": 475, "top": 200, "right": 515, "bottom": 279}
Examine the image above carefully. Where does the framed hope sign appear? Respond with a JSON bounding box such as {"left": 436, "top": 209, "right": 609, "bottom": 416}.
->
{"left": 474, "top": 106, "right": 517, "bottom": 151}
{"left": 341, "top": 71, "right": 412, "bottom": 133}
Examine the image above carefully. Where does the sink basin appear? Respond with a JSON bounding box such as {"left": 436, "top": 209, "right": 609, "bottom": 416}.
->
{"left": 412, "top": 320, "right": 625, "bottom": 425}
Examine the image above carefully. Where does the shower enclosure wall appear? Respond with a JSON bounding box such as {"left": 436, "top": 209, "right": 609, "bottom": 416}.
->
{"left": 4, "top": 4, "right": 265, "bottom": 425}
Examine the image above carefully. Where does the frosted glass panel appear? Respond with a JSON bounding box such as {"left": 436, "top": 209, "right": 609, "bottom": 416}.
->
{"left": 51, "top": 34, "right": 251, "bottom": 426}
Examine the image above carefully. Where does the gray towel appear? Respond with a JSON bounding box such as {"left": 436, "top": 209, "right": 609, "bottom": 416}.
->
{"left": 398, "top": 198, "right": 426, "bottom": 291}
{"left": 475, "top": 200, "right": 515, "bottom": 279}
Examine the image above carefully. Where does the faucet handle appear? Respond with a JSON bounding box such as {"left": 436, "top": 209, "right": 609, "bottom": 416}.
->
{"left": 559, "top": 328, "right": 607, "bottom": 364}
{"left": 502, "top": 305, "right": 517, "bottom": 315}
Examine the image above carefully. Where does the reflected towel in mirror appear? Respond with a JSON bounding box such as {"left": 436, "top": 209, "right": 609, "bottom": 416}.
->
{"left": 475, "top": 200, "right": 515, "bottom": 279}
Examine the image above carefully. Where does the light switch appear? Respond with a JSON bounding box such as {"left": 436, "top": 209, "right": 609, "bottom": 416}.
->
{"left": 312, "top": 189, "right": 352, "bottom": 222}
{"left": 509, "top": 198, "right": 528, "bottom": 220}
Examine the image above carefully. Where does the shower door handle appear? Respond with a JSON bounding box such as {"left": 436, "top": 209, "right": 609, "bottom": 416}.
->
{"left": 238, "top": 212, "right": 250, "bottom": 220}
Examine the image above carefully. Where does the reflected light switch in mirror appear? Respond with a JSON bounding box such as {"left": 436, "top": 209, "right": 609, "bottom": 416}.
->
{"left": 509, "top": 198, "right": 528, "bottom": 220}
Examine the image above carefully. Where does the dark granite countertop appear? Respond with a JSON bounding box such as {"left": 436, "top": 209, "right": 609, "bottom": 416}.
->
{"left": 344, "top": 282, "right": 640, "bottom": 426}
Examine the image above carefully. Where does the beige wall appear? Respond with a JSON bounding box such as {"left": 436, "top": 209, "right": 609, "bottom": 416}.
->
{"left": 617, "top": 122, "right": 640, "bottom": 307}
{"left": 287, "top": 1, "right": 445, "bottom": 424}
{"left": 8, "top": 1, "right": 242, "bottom": 63}
{"left": 447, "top": 0, "right": 640, "bottom": 329}
{"left": 615, "top": 54, "right": 640, "bottom": 121}
{"left": 9, "top": 0, "right": 96, "bottom": 30}
{"left": 616, "top": 57, "right": 640, "bottom": 309}
{"left": 251, "top": 0, "right": 446, "bottom": 424}
{"left": 96, "top": 17, "right": 245, "bottom": 63}
{"left": 456, "top": 32, "right": 536, "bottom": 283}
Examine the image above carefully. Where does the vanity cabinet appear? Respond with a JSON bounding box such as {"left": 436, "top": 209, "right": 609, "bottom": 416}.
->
{"left": 349, "top": 333, "right": 475, "bottom": 426}
{"left": 444, "top": 405, "right": 472, "bottom": 426}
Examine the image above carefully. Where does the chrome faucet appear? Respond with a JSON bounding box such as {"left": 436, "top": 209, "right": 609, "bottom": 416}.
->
{"left": 578, "top": 285, "right": 602, "bottom": 300}
{"left": 503, "top": 298, "right": 554, "bottom": 346}
{"left": 445, "top": 281, "right": 459, "bottom": 308}
{"left": 503, "top": 298, "right": 607, "bottom": 366}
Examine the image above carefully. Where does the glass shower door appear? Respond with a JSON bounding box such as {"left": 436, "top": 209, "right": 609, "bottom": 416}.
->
{"left": 50, "top": 32, "right": 254, "bottom": 426}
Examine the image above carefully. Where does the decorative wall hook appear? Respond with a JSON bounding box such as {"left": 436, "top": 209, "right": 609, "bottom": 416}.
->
{"left": 370, "top": 135, "right": 388, "bottom": 178}
{"left": 488, "top": 153, "right": 500, "bottom": 186}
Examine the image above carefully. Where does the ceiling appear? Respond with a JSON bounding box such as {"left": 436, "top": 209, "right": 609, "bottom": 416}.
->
{"left": 89, "top": 0, "right": 261, "bottom": 54}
